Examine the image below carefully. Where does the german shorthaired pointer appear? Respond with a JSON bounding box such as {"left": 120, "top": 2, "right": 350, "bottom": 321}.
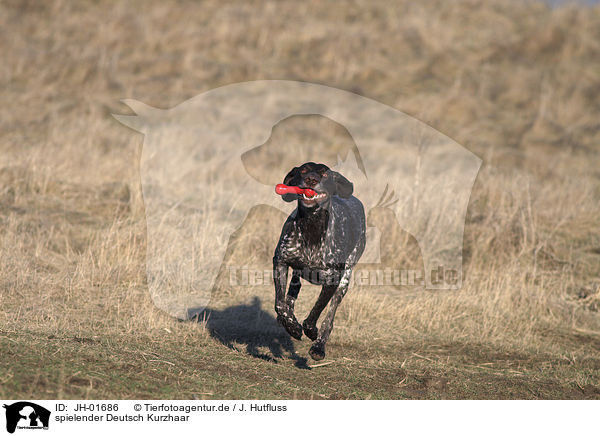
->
{"left": 273, "top": 162, "right": 366, "bottom": 360}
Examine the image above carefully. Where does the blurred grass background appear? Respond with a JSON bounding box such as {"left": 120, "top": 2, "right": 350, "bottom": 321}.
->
{"left": 1, "top": 0, "right": 600, "bottom": 399}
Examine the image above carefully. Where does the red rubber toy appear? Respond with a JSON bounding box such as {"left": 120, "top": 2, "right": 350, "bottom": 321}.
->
{"left": 275, "top": 184, "right": 317, "bottom": 198}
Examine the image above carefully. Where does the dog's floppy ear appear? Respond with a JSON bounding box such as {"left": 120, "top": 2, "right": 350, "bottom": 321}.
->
{"left": 282, "top": 166, "right": 300, "bottom": 202}
{"left": 330, "top": 171, "right": 353, "bottom": 198}
{"left": 283, "top": 166, "right": 300, "bottom": 185}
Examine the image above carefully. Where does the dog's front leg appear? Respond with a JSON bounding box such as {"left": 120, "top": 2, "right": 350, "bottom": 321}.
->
{"left": 302, "top": 284, "right": 337, "bottom": 341}
{"left": 286, "top": 270, "right": 302, "bottom": 314}
{"left": 309, "top": 268, "right": 353, "bottom": 360}
{"left": 273, "top": 260, "right": 303, "bottom": 340}
{"left": 273, "top": 259, "right": 288, "bottom": 313}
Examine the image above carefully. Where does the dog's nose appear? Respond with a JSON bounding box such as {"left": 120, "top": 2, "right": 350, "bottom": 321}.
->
{"left": 304, "top": 176, "right": 319, "bottom": 187}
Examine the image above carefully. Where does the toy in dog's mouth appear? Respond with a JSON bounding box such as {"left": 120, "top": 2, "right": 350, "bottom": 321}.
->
{"left": 275, "top": 184, "right": 328, "bottom": 204}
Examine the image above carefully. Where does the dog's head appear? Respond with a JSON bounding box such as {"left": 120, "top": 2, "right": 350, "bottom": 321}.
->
{"left": 281, "top": 162, "right": 353, "bottom": 208}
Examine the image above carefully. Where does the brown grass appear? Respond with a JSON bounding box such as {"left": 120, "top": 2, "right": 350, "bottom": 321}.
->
{"left": 1, "top": 0, "right": 600, "bottom": 399}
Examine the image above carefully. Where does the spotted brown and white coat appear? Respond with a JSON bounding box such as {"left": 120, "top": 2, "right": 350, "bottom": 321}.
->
{"left": 273, "top": 162, "right": 366, "bottom": 361}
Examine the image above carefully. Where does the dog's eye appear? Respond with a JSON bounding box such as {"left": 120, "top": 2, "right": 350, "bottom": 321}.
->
{"left": 322, "top": 173, "right": 328, "bottom": 178}
{"left": 301, "top": 169, "right": 308, "bottom": 174}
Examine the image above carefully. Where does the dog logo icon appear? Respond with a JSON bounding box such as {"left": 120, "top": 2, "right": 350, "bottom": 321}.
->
{"left": 3, "top": 402, "right": 50, "bottom": 433}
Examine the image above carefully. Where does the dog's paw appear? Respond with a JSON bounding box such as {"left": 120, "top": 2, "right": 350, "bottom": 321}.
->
{"left": 302, "top": 320, "right": 318, "bottom": 341}
{"left": 309, "top": 342, "right": 326, "bottom": 361}
{"left": 277, "top": 314, "right": 303, "bottom": 340}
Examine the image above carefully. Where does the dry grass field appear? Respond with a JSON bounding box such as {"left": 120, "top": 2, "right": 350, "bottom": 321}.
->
{"left": 1, "top": 0, "right": 600, "bottom": 399}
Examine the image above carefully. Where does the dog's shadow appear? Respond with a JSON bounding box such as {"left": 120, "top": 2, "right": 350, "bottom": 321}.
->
{"left": 189, "top": 297, "right": 310, "bottom": 370}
